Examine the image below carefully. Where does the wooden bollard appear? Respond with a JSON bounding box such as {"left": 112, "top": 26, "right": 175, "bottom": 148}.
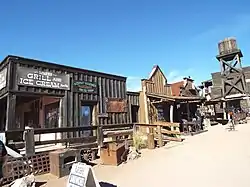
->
{"left": 157, "top": 125, "right": 163, "bottom": 147}
{"left": 147, "top": 133, "right": 155, "bottom": 149}
{"left": 24, "top": 127, "right": 35, "bottom": 157}
{"left": 97, "top": 125, "right": 104, "bottom": 148}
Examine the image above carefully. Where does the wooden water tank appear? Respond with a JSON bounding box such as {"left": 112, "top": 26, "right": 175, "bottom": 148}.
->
{"left": 218, "top": 37, "right": 238, "bottom": 55}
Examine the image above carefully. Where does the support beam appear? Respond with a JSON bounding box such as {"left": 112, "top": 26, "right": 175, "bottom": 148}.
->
{"left": 56, "top": 98, "right": 63, "bottom": 144}
{"left": 24, "top": 127, "right": 35, "bottom": 156}
{"left": 224, "top": 75, "right": 245, "bottom": 95}
{"left": 187, "top": 102, "right": 190, "bottom": 121}
{"left": 223, "top": 102, "right": 227, "bottom": 120}
{"left": 6, "top": 93, "right": 16, "bottom": 131}
{"left": 62, "top": 92, "right": 68, "bottom": 139}
{"left": 170, "top": 104, "right": 174, "bottom": 123}
{"left": 157, "top": 125, "right": 163, "bottom": 147}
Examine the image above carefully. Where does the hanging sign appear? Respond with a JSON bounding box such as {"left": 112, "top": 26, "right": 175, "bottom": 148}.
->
{"left": 0, "top": 67, "right": 7, "bottom": 90}
{"left": 73, "top": 81, "right": 98, "bottom": 93}
{"left": 17, "top": 67, "right": 70, "bottom": 90}
{"left": 67, "top": 162, "right": 100, "bottom": 187}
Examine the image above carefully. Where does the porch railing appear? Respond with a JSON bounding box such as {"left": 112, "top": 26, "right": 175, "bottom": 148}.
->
{"left": 5, "top": 122, "right": 182, "bottom": 156}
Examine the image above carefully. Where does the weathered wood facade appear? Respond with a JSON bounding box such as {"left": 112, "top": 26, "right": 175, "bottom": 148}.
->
{"left": 139, "top": 65, "right": 172, "bottom": 124}
{"left": 138, "top": 65, "right": 204, "bottom": 137}
{"left": 127, "top": 91, "right": 140, "bottom": 123}
{"left": 0, "top": 56, "right": 133, "bottom": 139}
{"left": 203, "top": 38, "right": 250, "bottom": 120}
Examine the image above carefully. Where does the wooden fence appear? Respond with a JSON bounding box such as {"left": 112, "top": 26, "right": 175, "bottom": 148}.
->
{"left": 5, "top": 122, "right": 182, "bottom": 153}
{"left": 2, "top": 122, "right": 182, "bottom": 185}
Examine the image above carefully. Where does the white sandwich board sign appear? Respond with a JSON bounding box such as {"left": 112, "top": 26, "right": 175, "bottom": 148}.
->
{"left": 67, "top": 162, "right": 101, "bottom": 187}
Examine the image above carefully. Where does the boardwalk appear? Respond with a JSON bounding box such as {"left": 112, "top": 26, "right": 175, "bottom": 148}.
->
{"left": 37, "top": 123, "right": 250, "bottom": 187}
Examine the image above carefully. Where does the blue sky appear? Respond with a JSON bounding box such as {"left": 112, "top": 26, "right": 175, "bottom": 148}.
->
{"left": 1, "top": 0, "right": 250, "bottom": 91}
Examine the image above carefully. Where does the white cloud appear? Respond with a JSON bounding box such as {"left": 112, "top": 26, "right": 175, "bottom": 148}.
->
{"left": 126, "top": 76, "right": 141, "bottom": 92}
{"left": 194, "top": 14, "right": 250, "bottom": 41}
{"left": 166, "top": 68, "right": 194, "bottom": 83}
{"left": 126, "top": 68, "right": 198, "bottom": 92}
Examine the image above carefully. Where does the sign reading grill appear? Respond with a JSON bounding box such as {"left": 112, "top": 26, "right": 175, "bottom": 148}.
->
{"left": 17, "top": 67, "right": 70, "bottom": 90}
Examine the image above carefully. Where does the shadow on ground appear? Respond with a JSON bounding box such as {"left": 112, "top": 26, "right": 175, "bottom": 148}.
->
{"left": 35, "top": 181, "right": 47, "bottom": 187}
{"left": 99, "top": 181, "right": 117, "bottom": 187}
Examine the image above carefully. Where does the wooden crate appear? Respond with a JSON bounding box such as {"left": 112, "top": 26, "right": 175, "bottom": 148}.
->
{"left": 49, "top": 149, "right": 80, "bottom": 178}
{"left": 100, "top": 143, "right": 125, "bottom": 166}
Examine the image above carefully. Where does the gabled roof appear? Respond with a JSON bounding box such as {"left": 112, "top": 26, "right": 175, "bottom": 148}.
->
{"left": 148, "top": 65, "right": 167, "bottom": 81}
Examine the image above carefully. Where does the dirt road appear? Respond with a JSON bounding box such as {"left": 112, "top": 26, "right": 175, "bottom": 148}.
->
{"left": 37, "top": 123, "right": 250, "bottom": 187}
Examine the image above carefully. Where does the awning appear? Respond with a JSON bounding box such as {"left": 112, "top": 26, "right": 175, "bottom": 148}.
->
{"left": 147, "top": 93, "right": 205, "bottom": 102}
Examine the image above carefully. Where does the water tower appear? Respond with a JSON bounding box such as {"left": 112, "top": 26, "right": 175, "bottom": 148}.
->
{"left": 216, "top": 37, "right": 247, "bottom": 98}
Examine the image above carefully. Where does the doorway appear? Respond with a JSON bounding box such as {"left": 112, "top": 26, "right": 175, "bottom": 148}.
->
{"left": 44, "top": 101, "right": 60, "bottom": 128}
{"left": 131, "top": 105, "right": 139, "bottom": 123}
{"left": 80, "top": 101, "right": 96, "bottom": 137}
{"left": 155, "top": 103, "right": 170, "bottom": 122}
{"left": 16, "top": 96, "right": 41, "bottom": 129}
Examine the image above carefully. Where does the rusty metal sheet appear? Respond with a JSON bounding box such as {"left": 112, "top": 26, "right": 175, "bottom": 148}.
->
{"left": 106, "top": 98, "right": 127, "bottom": 113}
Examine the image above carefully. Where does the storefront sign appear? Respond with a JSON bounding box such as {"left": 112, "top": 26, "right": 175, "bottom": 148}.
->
{"left": 17, "top": 67, "right": 70, "bottom": 90}
{"left": 106, "top": 98, "right": 127, "bottom": 113}
{"left": 73, "top": 81, "right": 98, "bottom": 93}
{"left": 67, "top": 162, "right": 100, "bottom": 187}
{"left": 0, "top": 67, "right": 7, "bottom": 90}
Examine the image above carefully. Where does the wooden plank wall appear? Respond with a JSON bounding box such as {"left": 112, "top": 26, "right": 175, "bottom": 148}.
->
{"left": 0, "top": 59, "right": 10, "bottom": 98}
{"left": 142, "top": 80, "right": 171, "bottom": 96}
{"left": 127, "top": 91, "right": 139, "bottom": 106}
{"left": 127, "top": 91, "right": 140, "bottom": 123}
{"left": 211, "top": 72, "right": 222, "bottom": 87}
{"left": 8, "top": 57, "right": 129, "bottom": 133}
{"left": 142, "top": 68, "right": 171, "bottom": 96}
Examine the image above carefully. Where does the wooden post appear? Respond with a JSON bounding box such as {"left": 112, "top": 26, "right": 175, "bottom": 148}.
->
{"left": 142, "top": 82, "right": 149, "bottom": 124}
{"left": 157, "top": 125, "right": 163, "bottom": 147}
{"left": 128, "top": 98, "right": 132, "bottom": 123}
{"left": 92, "top": 104, "right": 97, "bottom": 137}
{"left": 187, "top": 102, "right": 190, "bottom": 121}
{"left": 62, "top": 93, "right": 68, "bottom": 139}
{"left": 56, "top": 98, "right": 63, "bottom": 145}
{"left": 97, "top": 125, "right": 104, "bottom": 147}
{"left": 6, "top": 93, "right": 16, "bottom": 131}
{"left": 24, "top": 128, "right": 35, "bottom": 157}
{"left": 170, "top": 104, "right": 174, "bottom": 123}
{"left": 147, "top": 133, "right": 155, "bottom": 149}
{"left": 223, "top": 101, "right": 227, "bottom": 120}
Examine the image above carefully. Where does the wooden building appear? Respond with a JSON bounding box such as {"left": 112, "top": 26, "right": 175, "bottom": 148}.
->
{"left": 200, "top": 38, "right": 250, "bottom": 120}
{"left": 0, "top": 55, "right": 136, "bottom": 141}
{"left": 138, "top": 65, "right": 203, "bottom": 129}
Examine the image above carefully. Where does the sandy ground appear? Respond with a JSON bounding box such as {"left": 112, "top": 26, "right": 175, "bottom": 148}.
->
{"left": 35, "top": 123, "right": 250, "bottom": 187}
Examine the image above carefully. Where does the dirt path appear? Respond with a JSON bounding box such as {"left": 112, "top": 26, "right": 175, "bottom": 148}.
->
{"left": 36, "top": 123, "right": 250, "bottom": 187}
